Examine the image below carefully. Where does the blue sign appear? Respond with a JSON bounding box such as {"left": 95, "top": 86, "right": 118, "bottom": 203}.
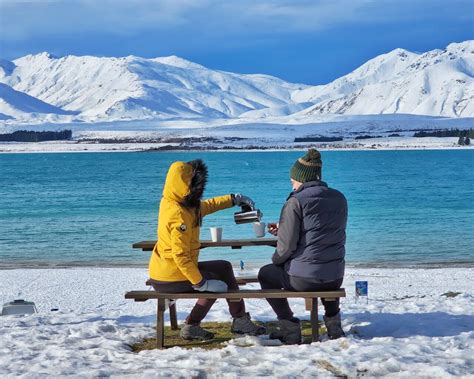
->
{"left": 355, "top": 281, "right": 368, "bottom": 297}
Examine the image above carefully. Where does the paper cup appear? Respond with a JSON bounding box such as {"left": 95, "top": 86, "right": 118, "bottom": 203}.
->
{"left": 210, "top": 227, "right": 223, "bottom": 242}
{"left": 253, "top": 222, "right": 266, "bottom": 238}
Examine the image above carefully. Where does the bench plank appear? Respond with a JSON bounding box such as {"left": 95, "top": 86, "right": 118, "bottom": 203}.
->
{"left": 145, "top": 276, "right": 260, "bottom": 287}
{"left": 125, "top": 289, "right": 346, "bottom": 300}
{"left": 236, "top": 277, "right": 260, "bottom": 285}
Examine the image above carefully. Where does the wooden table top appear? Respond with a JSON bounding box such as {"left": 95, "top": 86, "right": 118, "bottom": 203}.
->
{"left": 133, "top": 238, "right": 277, "bottom": 251}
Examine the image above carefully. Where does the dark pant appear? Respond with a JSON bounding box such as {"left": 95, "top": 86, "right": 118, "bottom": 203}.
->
{"left": 150, "top": 260, "right": 246, "bottom": 325}
{"left": 258, "top": 263, "right": 343, "bottom": 320}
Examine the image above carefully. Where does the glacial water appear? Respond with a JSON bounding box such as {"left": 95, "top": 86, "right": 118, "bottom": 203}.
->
{"left": 0, "top": 150, "right": 473, "bottom": 269}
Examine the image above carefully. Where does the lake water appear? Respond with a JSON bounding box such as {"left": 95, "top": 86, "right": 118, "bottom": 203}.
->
{"left": 1, "top": 150, "right": 473, "bottom": 269}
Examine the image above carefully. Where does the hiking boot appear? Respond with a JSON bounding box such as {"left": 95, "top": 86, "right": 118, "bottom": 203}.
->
{"left": 179, "top": 324, "right": 214, "bottom": 341}
{"left": 231, "top": 313, "right": 266, "bottom": 336}
{"left": 324, "top": 312, "right": 345, "bottom": 340}
{"left": 269, "top": 318, "right": 301, "bottom": 345}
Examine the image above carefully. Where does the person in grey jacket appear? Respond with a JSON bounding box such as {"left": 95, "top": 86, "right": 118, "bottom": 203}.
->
{"left": 258, "top": 148, "right": 347, "bottom": 344}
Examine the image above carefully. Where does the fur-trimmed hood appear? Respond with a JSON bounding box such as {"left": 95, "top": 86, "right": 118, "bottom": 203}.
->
{"left": 183, "top": 159, "right": 208, "bottom": 208}
{"left": 162, "top": 160, "right": 208, "bottom": 205}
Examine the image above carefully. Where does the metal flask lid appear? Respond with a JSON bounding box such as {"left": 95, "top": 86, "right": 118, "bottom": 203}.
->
{"left": 234, "top": 205, "right": 263, "bottom": 224}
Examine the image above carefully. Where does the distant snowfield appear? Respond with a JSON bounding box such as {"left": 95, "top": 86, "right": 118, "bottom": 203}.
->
{"left": 1, "top": 114, "right": 473, "bottom": 153}
{"left": 1, "top": 137, "right": 472, "bottom": 154}
{"left": 0, "top": 267, "right": 472, "bottom": 377}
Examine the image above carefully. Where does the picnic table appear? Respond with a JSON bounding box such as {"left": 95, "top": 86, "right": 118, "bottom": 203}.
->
{"left": 134, "top": 237, "right": 277, "bottom": 286}
{"left": 128, "top": 237, "right": 346, "bottom": 348}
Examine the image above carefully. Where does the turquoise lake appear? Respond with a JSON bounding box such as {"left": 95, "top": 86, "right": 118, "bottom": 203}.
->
{"left": 0, "top": 150, "right": 473, "bottom": 268}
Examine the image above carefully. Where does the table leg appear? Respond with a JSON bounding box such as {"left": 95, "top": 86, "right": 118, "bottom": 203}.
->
{"left": 157, "top": 298, "right": 166, "bottom": 349}
{"left": 169, "top": 300, "right": 179, "bottom": 330}
{"left": 310, "top": 297, "right": 319, "bottom": 343}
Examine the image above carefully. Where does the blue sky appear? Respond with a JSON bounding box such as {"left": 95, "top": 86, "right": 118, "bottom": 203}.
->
{"left": 0, "top": 0, "right": 473, "bottom": 84}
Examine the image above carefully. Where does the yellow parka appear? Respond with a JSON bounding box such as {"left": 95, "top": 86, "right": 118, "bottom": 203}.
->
{"left": 148, "top": 161, "right": 233, "bottom": 284}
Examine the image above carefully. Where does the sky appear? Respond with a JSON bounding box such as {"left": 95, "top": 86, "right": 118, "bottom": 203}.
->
{"left": 0, "top": 0, "right": 473, "bottom": 85}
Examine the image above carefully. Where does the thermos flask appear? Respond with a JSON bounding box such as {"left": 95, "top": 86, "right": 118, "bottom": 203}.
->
{"left": 234, "top": 205, "right": 263, "bottom": 224}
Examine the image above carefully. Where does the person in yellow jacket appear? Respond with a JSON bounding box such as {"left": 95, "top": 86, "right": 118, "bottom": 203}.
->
{"left": 149, "top": 159, "right": 265, "bottom": 340}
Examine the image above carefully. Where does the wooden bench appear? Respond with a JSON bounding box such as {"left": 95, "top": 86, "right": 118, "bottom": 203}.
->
{"left": 125, "top": 287, "right": 346, "bottom": 348}
{"left": 141, "top": 276, "right": 261, "bottom": 333}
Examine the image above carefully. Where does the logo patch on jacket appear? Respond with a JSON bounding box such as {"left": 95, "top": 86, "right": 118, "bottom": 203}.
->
{"left": 179, "top": 223, "right": 187, "bottom": 232}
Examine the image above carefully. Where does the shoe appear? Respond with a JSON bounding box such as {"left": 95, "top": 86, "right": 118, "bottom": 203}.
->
{"left": 269, "top": 319, "right": 301, "bottom": 345}
{"left": 231, "top": 313, "right": 266, "bottom": 335}
{"left": 323, "top": 312, "right": 345, "bottom": 340}
{"left": 179, "top": 323, "right": 214, "bottom": 341}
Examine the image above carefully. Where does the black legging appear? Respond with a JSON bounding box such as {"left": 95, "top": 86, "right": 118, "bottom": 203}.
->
{"left": 150, "top": 260, "right": 246, "bottom": 325}
{"left": 258, "top": 263, "right": 343, "bottom": 320}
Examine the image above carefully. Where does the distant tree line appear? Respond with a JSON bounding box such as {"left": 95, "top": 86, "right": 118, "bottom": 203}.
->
{"left": 413, "top": 128, "right": 474, "bottom": 140}
{"left": 354, "top": 135, "right": 383, "bottom": 140}
{"left": 458, "top": 129, "right": 472, "bottom": 146}
{"left": 294, "top": 136, "right": 343, "bottom": 142}
{"left": 0, "top": 130, "right": 72, "bottom": 142}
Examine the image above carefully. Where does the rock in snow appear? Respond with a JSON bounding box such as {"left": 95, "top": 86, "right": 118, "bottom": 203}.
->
{"left": 0, "top": 41, "right": 473, "bottom": 124}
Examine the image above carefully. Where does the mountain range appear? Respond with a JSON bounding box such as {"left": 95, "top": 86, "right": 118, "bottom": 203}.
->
{"left": 0, "top": 41, "right": 473, "bottom": 125}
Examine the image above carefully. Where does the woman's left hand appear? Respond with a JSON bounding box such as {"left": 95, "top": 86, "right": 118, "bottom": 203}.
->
{"left": 233, "top": 193, "right": 255, "bottom": 209}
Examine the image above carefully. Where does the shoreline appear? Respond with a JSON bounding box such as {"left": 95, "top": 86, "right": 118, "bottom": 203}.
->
{"left": 1, "top": 143, "right": 473, "bottom": 154}
{"left": 2, "top": 260, "right": 473, "bottom": 270}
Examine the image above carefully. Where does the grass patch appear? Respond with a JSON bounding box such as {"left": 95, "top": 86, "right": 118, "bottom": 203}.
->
{"left": 130, "top": 321, "right": 326, "bottom": 351}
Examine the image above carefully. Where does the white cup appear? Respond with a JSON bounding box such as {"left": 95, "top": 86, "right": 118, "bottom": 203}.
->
{"left": 253, "top": 222, "right": 266, "bottom": 238}
{"left": 210, "top": 227, "right": 223, "bottom": 242}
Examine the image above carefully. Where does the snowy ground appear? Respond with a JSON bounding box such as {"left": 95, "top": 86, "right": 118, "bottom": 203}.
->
{"left": 0, "top": 267, "right": 473, "bottom": 377}
{"left": 1, "top": 114, "right": 473, "bottom": 153}
{"left": 0, "top": 137, "right": 471, "bottom": 154}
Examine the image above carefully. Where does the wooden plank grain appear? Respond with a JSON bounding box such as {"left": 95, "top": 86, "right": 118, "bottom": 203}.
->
{"left": 145, "top": 276, "right": 259, "bottom": 287}
{"left": 125, "top": 289, "right": 346, "bottom": 300}
{"left": 133, "top": 238, "right": 278, "bottom": 251}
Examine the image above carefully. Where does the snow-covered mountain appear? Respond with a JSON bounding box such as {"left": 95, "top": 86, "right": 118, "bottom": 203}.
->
{"left": 292, "top": 41, "right": 474, "bottom": 117}
{"left": 0, "top": 53, "right": 306, "bottom": 122}
{"left": 0, "top": 83, "right": 75, "bottom": 120}
{"left": 0, "top": 41, "right": 473, "bottom": 124}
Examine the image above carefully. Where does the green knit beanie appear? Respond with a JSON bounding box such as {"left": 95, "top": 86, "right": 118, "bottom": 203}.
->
{"left": 290, "top": 148, "right": 322, "bottom": 183}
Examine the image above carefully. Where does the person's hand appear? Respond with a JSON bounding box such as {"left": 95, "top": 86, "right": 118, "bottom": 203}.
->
{"left": 233, "top": 193, "right": 255, "bottom": 209}
{"left": 193, "top": 279, "right": 228, "bottom": 293}
{"left": 268, "top": 222, "right": 279, "bottom": 236}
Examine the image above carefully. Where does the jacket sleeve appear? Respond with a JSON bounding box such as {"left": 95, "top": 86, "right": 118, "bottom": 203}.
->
{"left": 170, "top": 214, "right": 203, "bottom": 285}
{"left": 200, "top": 194, "right": 233, "bottom": 217}
{"left": 272, "top": 197, "right": 302, "bottom": 266}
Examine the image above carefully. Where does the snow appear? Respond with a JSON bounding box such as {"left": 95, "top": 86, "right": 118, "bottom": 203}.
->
{"left": 1, "top": 113, "right": 473, "bottom": 153}
{"left": 0, "top": 83, "right": 75, "bottom": 119}
{"left": 0, "top": 52, "right": 305, "bottom": 123}
{"left": 1, "top": 42, "right": 472, "bottom": 152}
{"left": 293, "top": 41, "right": 474, "bottom": 118}
{"left": 0, "top": 267, "right": 473, "bottom": 377}
{"left": 1, "top": 137, "right": 472, "bottom": 154}
{"left": 0, "top": 41, "right": 473, "bottom": 126}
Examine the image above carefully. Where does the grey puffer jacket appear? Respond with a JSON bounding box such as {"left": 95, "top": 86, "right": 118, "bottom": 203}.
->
{"left": 272, "top": 180, "right": 348, "bottom": 282}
